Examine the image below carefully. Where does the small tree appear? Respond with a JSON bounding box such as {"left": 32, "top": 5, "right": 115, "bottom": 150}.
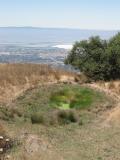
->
{"left": 106, "top": 33, "right": 120, "bottom": 79}
{"left": 65, "top": 34, "right": 120, "bottom": 81}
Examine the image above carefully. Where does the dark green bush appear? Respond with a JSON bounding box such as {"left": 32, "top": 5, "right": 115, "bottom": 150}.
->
{"left": 57, "top": 110, "right": 78, "bottom": 124}
{"left": 31, "top": 113, "right": 45, "bottom": 124}
{"left": 68, "top": 110, "right": 78, "bottom": 122}
{"left": 30, "top": 110, "right": 78, "bottom": 125}
{"left": 65, "top": 33, "right": 120, "bottom": 81}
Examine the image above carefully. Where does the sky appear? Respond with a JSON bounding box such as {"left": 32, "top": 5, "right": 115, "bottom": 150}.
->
{"left": 0, "top": 0, "right": 120, "bottom": 30}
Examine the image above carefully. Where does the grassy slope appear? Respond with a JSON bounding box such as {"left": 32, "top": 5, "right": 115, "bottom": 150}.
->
{"left": 0, "top": 84, "right": 111, "bottom": 124}
{"left": 50, "top": 86, "right": 106, "bottom": 109}
{"left": 0, "top": 84, "right": 117, "bottom": 160}
{"left": 0, "top": 63, "right": 76, "bottom": 104}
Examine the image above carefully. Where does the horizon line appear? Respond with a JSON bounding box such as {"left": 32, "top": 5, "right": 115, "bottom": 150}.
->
{"left": 0, "top": 26, "right": 119, "bottom": 31}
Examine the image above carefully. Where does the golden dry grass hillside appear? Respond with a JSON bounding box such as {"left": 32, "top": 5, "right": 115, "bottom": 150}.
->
{"left": 0, "top": 63, "right": 77, "bottom": 104}
{"left": 88, "top": 81, "right": 120, "bottom": 101}
{"left": 87, "top": 81, "right": 120, "bottom": 125}
{"left": 1, "top": 63, "right": 120, "bottom": 160}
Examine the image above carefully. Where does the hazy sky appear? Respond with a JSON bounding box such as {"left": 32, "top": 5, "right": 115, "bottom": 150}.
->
{"left": 0, "top": 0, "right": 120, "bottom": 30}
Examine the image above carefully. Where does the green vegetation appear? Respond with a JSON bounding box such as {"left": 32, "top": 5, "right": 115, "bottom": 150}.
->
{"left": 0, "top": 84, "right": 111, "bottom": 126}
{"left": 30, "top": 110, "right": 78, "bottom": 125}
{"left": 65, "top": 33, "right": 120, "bottom": 81}
{"left": 0, "top": 84, "right": 116, "bottom": 160}
{"left": 31, "top": 113, "right": 45, "bottom": 124}
{"left": 50, "top": 86, "right": 104, "bottom": 110}
{"left": 57, "top": 110, "right": 78, "bottom": 124}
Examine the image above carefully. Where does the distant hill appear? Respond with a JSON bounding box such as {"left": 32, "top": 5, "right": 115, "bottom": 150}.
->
{"left": 0, "top": 27, "right": 119, "bottom": 44}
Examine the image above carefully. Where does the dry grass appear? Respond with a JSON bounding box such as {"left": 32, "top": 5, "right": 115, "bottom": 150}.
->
{"left": 0, "top": 81, "right": 118, "bottom": 160}
{"left": 0, "top": 63, "right": 75, "bottom": 86}
{"left": 98, "top": 80, "right": 120, "bottom": 95}
{"left": 2, "top": 63, "right": 120, "bottom": 159}
{"left": 86, "top": 80, "right": 120, "bottom": 126}
{"left": 86, "top": 80, "right": 120, "bottom": 102}
{"left": 0, "top": 63, "right": 76, "bottom": 104}
{"left": 0, "top": 124, "right": 6, "bottom": 135}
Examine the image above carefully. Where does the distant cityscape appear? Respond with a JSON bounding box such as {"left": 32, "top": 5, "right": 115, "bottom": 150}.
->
{"left": 0, "top": 27, "right": 118, "bottom": 68}
{"left": 0, "top": 44, "right": 68, "bottom": 65}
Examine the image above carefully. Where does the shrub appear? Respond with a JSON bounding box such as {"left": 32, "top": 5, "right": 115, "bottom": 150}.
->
{"left": 31, "top": 113, "right": 45, "bottom": 124}
{"left": 30, "top": 110, "right": 78, "bottom": 125}
{"left": 57, "top": 110, "right": 78, "bottom": 125}
{"left": 0, "top": 107, "right": 22, "bottom": 122}
{"left": 65, "top": 33, "right": 120, "bottom": 81}
{"left": 68, "top": 110, "right": 78, "bottom": 122}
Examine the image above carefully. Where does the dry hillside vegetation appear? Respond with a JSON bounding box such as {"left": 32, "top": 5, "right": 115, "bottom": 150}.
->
{"left": 0, "top": 63, "right": 76, "bottom": 103}
{"left": 0, "top": 124, "right": 5, "bottom": 135}
{"left": 0, "top": 83, "right": 114, "bottom": 160}
{"left": 96, "top": 81, "right": 120, "bottom": 96}
{"left": 87, "top": 81, "right": 120, "bottom": 101}
{"left": 87, "top": 81, "right": 120, "bottom": 125}
{"left": 1, "top": 64, "right": 120, "bottom": 160}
